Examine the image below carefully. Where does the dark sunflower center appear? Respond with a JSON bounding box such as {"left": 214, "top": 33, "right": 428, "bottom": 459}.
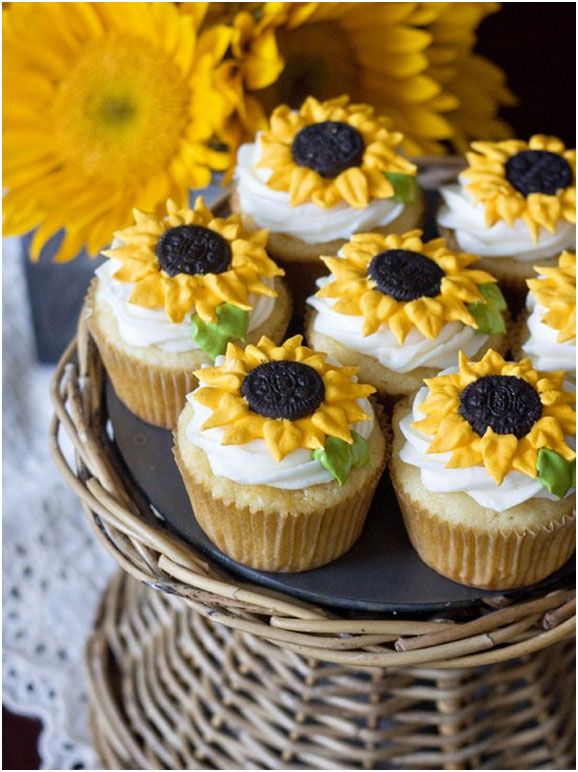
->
{"left": 241, "top": 361, "right": 325, "bottom": 420}
{"left": 291, "top": 121, "right": 365, "bottom": 178}
{"left": 459, "top": 375, "right": 542, "bottom": 439}
{"left": 368, "top": 249, "right": 444, "bottom": 302}
{"left": 156, "top": 225, "right": 232, "bottom": 277}
{"left": 505, "top": 150, "right": 572, "bottom": 197}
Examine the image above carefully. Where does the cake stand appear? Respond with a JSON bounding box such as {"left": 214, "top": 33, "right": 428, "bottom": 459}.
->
{"left": 51, "top": 166, "right": 576, "bottom": 769}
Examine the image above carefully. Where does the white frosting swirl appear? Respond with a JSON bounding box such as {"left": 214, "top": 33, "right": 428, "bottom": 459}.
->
{"left": 438, "top": 183, "right": 576, "bottom": 260}
{"left": 521, "top": 292, "right": 576, "bottom": 373}
{"left": 95, "top": 259, "right": 275, "bottom": 353}
{"left": 399, "top": 373, "right": 575, "bottom": 512}
{"left": 185, "top": 357, "right": 375, "bottom": 490}
{"left": 307, "top": 274, "right": 489, "bottom": 373}
{"left": 235, "top": 139, "right": 405, "bottom": 244}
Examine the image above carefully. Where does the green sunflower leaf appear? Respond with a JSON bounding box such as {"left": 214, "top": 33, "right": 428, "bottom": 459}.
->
{"left": 350, "top": 431, "right": 370, "bottom": 469}
{"left": 467, "top": 282, "right": 507, "bottom": 335}
{"left": 384, "top": 172, "right": 417, "bottom": 204}
{"left": 191, "top": 303, "right": 249, "bottom": 360}
{"left": 312, "top": 431, "right": 369, "bottom": 486}
{"left": 536, "top": 449, "right": 576, "bottom": 499}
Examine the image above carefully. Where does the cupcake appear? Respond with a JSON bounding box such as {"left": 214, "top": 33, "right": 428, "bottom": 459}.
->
{"left": 174, "top": 335, "right": 387, "bottom": 572}
{"left": 391, "top": 349, "right": 576, "bottom": 589}
{"left": 515, "top": 251, "right": 576, "bottom": 377}
{"left": 306, "top": 230, "right": 509, "bottom": 403}
{"left": 437, "top": 135, "right": 576, "bottom": 309}
{"left": 233, "top": 95, "right": 423, "bottom": 311}
{"left": 87, "top": 197, "right": 290, "bottom": 428}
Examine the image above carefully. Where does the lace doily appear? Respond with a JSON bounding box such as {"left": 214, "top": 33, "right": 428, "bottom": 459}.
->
{"left": 3, "top": 237, "right": 116, "bottom": 770}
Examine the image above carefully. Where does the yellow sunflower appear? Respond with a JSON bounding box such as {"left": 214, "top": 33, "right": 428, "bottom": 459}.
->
{"left": 316, "top": 230, "right": 500, "bottom": 341}
{"left": 3, "top": 2, "right": 233, "bottom": 262}
{"left": 461, "top": 135, "right": 576, "bottom": 241}
{"left": 413, "top": 349, "right": 576, "bottom": 485}
{"left": 527, "top": 251, "right": 576, "bottom": 343}
{"left": 102, "top": 197, "right": 283, "bottom": 324}
{"left": 191, "top": 2, "right": 515, "bottom": 159}
{"left": 193, "top": 335, "right": 375, "bottom": 461}
{"left": 257, "top": 95, "right": 416, "bottom": 209}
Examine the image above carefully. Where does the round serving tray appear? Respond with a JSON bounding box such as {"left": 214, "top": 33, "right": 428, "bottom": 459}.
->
{"left": 106, "top": 381, "right": 575, "bottom": 614}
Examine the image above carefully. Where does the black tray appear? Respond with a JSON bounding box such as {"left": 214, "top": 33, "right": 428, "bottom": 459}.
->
{"left": 106, "top": 383, "right": 575, "bottom": 614}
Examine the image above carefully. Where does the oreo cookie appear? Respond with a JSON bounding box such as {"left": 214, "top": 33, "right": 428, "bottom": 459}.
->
{"left": 291, "top": 121, "right": 365, "bottom": 179}
{"left": 505, "top": 150, "right": 572, "bottom": 197}
{"left": 459, "top": 375, "right": 542, "bottom": 438}
{"left": 156, "top": 225, "right": 232, "bottom": 277}
{"left": 241, "top": 361, "right": 325, "bottom": 420}
{"left": 368, "top": 249, "right": 444, "bottom": 302}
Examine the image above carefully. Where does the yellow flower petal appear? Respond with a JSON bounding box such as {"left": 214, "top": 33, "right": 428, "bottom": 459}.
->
{"left": 262, "top": 419, "right": 303, "bottom": 462}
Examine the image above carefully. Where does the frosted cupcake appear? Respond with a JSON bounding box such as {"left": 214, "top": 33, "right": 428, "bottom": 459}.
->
{"left": 307, "top": 230, "right": 509, "bottom": 402}
{"left": 515, "top": 251, "right": 576, "bottom": 377}
{"left": 88, "top": 198, "right": 290, "bottom": 428}
{"left": 437, "top": 135, "right": 576, "bottom": 308}
{"left": 391, "top": 350, "right": 576, "bottom": 589}
{"left": 233, "top": 95, "right": 422, "bottom": 310}
{"left": 174, "top": 335, "right": 387, "bottom": 572}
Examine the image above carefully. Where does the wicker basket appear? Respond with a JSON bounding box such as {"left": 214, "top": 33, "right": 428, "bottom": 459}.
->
{"left": 88, "top": 571, "right": 576, "bottom": 770}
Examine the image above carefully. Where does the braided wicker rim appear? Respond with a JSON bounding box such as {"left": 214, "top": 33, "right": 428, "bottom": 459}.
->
{"left": 50, "top": 167, "right": 576, "bottom": 669}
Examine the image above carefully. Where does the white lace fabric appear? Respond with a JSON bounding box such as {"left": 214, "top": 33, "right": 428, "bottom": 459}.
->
{"left": 3, "top": 237, "right": 116, "bottom": 770}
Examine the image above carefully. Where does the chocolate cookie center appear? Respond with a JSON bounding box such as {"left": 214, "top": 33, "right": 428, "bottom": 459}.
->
{"left": 459, "top": 375, "right": 542, "bottom": 438}
{"left": 368, "top": 249, "right": 444, "bottom": 301}
{"left": 241, "top": 361, "right": 325, "bottom": 420}
{"left": 505, "top": 150, "right": 572, "bottom": 197}
{"left": 291, "top": 121, "right": 365, "bottom": 179}
{"left": 156, "top": 225, "right": 232, "bottom": 277}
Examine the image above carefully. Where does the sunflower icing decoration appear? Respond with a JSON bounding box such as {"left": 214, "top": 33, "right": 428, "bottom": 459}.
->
{"left": 102, "top": 198, "right": 283, "bottom": 357}
{"left": 413, "top": 350, "right": 576, "bottom": 495}
{"left": 316, "top": 230, "right": 507, "bottom": 341}
{"left": 256, "top": 95, "right": 417, "bottom": 209}
{"left": 193, "top": 335, "right": 376, "bottom": 484}
{"left": 527, "top": 251, "right": 576, "bottom": 343}
{"left": 461, "top": 136, "right": 576, "bottom": 241}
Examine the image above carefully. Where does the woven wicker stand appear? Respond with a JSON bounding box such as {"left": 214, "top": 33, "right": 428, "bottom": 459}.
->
{"left": 50, "top": 166, "right": 576, "bottom": 770}
{"left": 88, "top": 570, "right": 575, "bottom": 770}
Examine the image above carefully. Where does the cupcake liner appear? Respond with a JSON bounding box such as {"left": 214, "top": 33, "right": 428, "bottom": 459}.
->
{"left": 93, "top": 331, "right": 200, "bottom": 429}
{"left": 86, "top": 278, "right": 292, "bottom": 429}
{"left": 390, "top": 455, "right": 576, "bottom": 590}
{"left": 173, "top": 407, "right": 388, "bottom": 573}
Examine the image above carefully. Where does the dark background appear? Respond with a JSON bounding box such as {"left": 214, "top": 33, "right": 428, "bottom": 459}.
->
{"left": 476, "top": 3, "right": 576, "bottom": 145}
{"left": 3, "top": 3, "right": 575, "bottom": 770}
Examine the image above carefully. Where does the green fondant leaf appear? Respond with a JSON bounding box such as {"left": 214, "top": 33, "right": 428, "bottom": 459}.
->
{"left": 384, "top": 172, "right": 417, "bottom": 204}
{"left": 536, "top": 448, "right": 576, "bottom": 498}
{"left": 313, "top": 432, "right": 370, "bottom": 485}
{"left": 191, "top": 303, "right": 249, "bottom": 360}
{"left": 467, "top": 282, "right": 507, "bottom": 335}
{"left": 350, "top": 431, "right": 370, "bottom": 469}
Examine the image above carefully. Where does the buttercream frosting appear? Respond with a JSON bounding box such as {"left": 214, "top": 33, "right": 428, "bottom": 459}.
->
{"left": 438, "top": 183, "right": 576, "bottom": 260}
{"left": 521, "top": 292, "right": 576, "bottom": 373}
{"left": 235, "top": 140, "right": 405, "bottom": 244}
{"left": 399, "top": 374, "right": 575, "bottom": 511}
{"left": 95, "top": 259, "right": 275, "bottom": 353}
{"left": 308, "top": 275, "right": 489, "bottom": 373}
